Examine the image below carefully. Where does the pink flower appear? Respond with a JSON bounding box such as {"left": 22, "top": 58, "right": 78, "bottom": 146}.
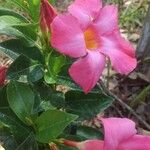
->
{"left": 0, "top": 66, "right": 7, "bottom": 86}
{"left": 51, "top": 0, "right": 137, "bottom": 93}
{"left": 40, "top": 0, "right": 57, "bottom": 33}
{"left": 63, "top": 118, "right": 150, "bottom": 150}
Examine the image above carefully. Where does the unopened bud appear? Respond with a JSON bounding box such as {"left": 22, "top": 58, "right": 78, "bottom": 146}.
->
{"left": 40, "top": 0, "right": 57, "bottom": 33}
{"left": 0, "top": 66, "right": 7, "bottom": 86}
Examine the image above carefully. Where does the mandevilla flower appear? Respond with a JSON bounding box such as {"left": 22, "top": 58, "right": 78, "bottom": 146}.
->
{"left": 51, "top": 0, "right": 137, "bottom": 93}
{"left": 40, "top": 0, "right": 57, "bottom": 33}
{"left": 0, "top": 66, "right": 7, "bottom": 86}
{"left": 63, "top": 118, "right": 150, "bottom": 150}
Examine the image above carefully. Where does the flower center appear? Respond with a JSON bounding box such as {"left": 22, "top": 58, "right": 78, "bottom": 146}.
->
{"left": 84, "top": 28, "right": 99, "bottom": 50}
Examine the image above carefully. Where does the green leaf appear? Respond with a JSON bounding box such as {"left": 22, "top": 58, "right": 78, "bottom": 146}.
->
{"left": 0, "top": 8, "right": 29, "bottom": 22}
{"left": 7, "top": 81, "right": 36, "bottom": 125}
{"left": 45, "top": 54, "right": 66, "bottom": 84}
{"left": 0, "top": 39, "right": 43, "bottom": 62}
{"left": 16, "top": 133, "right": 39, "bottom": 150}
{"left": 62, "top": 125, "right": 103, "bottom": 141}
{"left": 0, "top": 87, "right": 8, "bottom": 107}
{"left": 0, "top": 26, "right": 34, "bottom": 46}
{"left": 0, "top": 130, "right": 18, "bottom": 150}
{"left": 76, "top": 126, "right": 103, "bottom": 140}
{"left": 7, "top": 0, "right": 30, "bottom": 15}
{"left": 27, "top": 0, "right": 40, "bottom": 22}
{"left": 57, "top": 75, "right": 81, "bottom": 90}
{"left": 0, "top": 112, "right": 29, "bottom": 139}
{"left": 0, "top": 15, "right": 22, "bottom": 27}
{"left": 65, "top": 90, "right": 114, "bottom": 120}
{"left": 7, "top": 55, "right": 44, "bottom": 82}
{"left": 9, "top": 0, "right": 40, "bottom": 22}
{"left": 13, "top": 23, "right": 38, "bottom": 41}
{"left": 0, "top": 15, "right": 38, "bottom": 45}
{"left": 49, "top": 92, "right": 65, "bottom": 108}
{"left": 35, "top": 110, "right": 78, "bottom": 143}
{"left": 48, "top": 55, "right": 66, "bottom": 76}
{"left": 56, "top": 62, "right": 81, "bottom": 90}
{"left": 0, "top": 46, "right": 18, "bottom": 60}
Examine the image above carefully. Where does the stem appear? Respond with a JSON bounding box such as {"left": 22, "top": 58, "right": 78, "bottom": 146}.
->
{"left": 97, "top": 82, "right": 150, "bottom": 130}
{"left": 130, "top": 85, "right": 150, "bottom": 107}
{"left": 62, "top": 139, "right": 78, "bottom": 148}
{"left": 107, "top": 60, "right": 111, "bottom": 89}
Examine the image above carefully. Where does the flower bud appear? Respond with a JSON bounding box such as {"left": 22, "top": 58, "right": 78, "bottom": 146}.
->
{"left": 63, "top": 139, "right": 103, "bottom": 150}
{"left": 0, "top": 66, "right": 7, "bottom": 86}
{"left": 40, "top": 0, "right": 57, "bottom": 33}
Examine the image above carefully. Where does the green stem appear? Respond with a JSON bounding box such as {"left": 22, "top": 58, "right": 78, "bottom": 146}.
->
{"left": 130, "top": 85, "right": 150, "bottom": 107}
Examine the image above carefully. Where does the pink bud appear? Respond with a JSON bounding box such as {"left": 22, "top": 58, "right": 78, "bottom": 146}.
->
{"left": 0, "top": 66, "right": 7, "bottom": 86}
{"left": 40, "top": 0, "right": 57, "bottom": 33}
{"left": 62, "top": 139, "right": 103, "bottom": 150}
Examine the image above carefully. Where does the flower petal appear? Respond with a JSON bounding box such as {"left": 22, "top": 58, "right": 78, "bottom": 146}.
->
{"left": 69, "top": 50, "right": 105, "bottom": 93}
{"left": 101, "top": 118, "right": 137, "bottom": 150}
{"left": 0, "top": 66, "right": 7, "bottom": 86}
{"left": 68, "top": 0, "right": 102, "bottom": 29}
{"left": 118, "top": 135, "right": 150, "bottom": 150}
{"left": 51, "top": 14, "right": 86, "bottom": 58}
{"left": 100, "top": 32, "right": 137, "bottom": 74}
{"left": 93, "top": 5, "right": 118, "bottom": 35}
{"left": 78, "top": 140, "right": 104, "bottom": 150}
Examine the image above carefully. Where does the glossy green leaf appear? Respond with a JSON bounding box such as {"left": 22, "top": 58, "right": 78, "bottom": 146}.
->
{"left": 7, "top": 0, "right": 30, "bottom": 14}
{"left": 0, "top": 15, "right": 38, "bottom": 45}
{"left": 0, "top": 130, "right": 18, "bottom": 150}
{"left": 56, "top": 62, "right": 81, "bottom": 90}
{"left": 0, "top": 27, "right": 35, "bottom": 46}
{"left": 45, "top": 54, "right": 66, "bottom": 84}
{"left": 48, "top": 55, "right": 66, "bottom": 75}
{"left": 0, "top": 112, "right": 29, "bottom": 139}
{"left": 35, "top": 110, "right": 78, "bottom": 143}
{"left": 0, "top": 7, "right": 29, "bottom": 22}
{"left": 7, "top": 55, "right": 44, "bottom": 82}
{"left": 0, "top": 15, "right": 22, "bottom": 27}
{"left": 7, "top": 81, "right": 36, "bottom": 125}
{"left": 16, "top": 133, "right": 39, "bottom": 150}
{"left": 9, "top": 0, "right": 40, "bottom": 22}
{"left": 65, "top": 90, "right": 114, "bottom": 120}
{"left": 49, "top": 91, "right": 65, "bottom": 108}
{"left": 0, "top": 87, "right": 8, "bottom": 107}
{"left": 0, "top": 46, "right": 18, "bottom": 60}
{"left": 13, "top": 23, "right": 38, "bottom": 42}
{"left": 76, "top": 126, "right": 103, "bottom": 140}
{"left": 62, "top": 125, "right": 103, "bottom": 141}
{"left": 0, "top": 39, "right": 43, "bottom": 62}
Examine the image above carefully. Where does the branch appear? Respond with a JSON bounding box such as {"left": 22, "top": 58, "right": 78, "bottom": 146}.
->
{"left": 97, "top": 82, "right": 150, "bottom": 130}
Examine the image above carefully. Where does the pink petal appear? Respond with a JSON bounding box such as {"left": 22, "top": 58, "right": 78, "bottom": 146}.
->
{"left": 93, "top": 5, "right": 118, "bottom": 35}
{"left": 101, "top": 118, "right": 137, "bottom": 150}
{"left": 100, "top": 32, "right": 137, "bottom": 74}
{"left": 118, "top": 135, "right": 150, "bottom": 150}
{"left": 0, "top": 66, "right": 7, "bottom": 86}
{"left": 69, "top": 50, "right": 105, "bottom": 93}
{"left": 78, "top": 140, "right": 104, "bottom": 150}
{"left": 51, "top": 14, "right": 86, "bottom": 58}
{"left": 68, "top": 0, "right": 102, "bottom": 29}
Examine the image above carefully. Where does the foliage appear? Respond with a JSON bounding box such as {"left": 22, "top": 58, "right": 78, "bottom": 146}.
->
{"left": 0, "top": 0, "right": 114, "bottom": 149}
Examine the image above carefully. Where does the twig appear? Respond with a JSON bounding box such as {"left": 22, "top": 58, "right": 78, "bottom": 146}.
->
{"left": 97, "top": 82, "right": 150, "bottom": 130}
{"left": 106, "top": 60, "right": 110, "bottom": 89}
